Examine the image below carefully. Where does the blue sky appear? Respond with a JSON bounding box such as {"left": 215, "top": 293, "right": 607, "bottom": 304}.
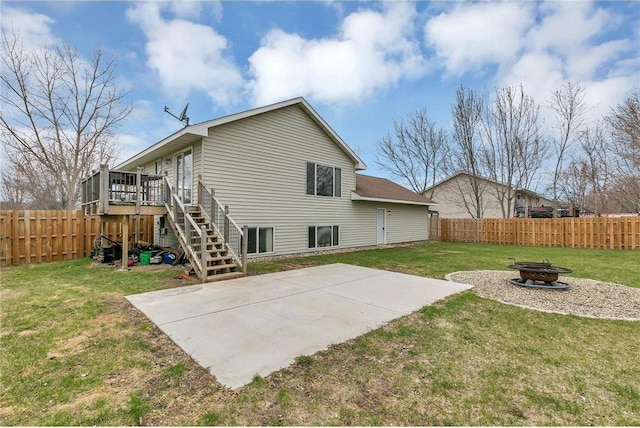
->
{"left": 3, "top": 1, "right": 639, "bottom": 185}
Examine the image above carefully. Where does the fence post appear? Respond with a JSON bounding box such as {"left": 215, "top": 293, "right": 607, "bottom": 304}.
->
{"left": 242, "top": 225, "right": 248, "bottom": 276}
{"left": 201, "top": 225, "right": 207, "bottom": 281}
{"left": 78, "top": 210, "right": 85, "bottom": 257}
{"left": 11, "top": 210, "right": 19, "bottom": 265}
{"left": 224, "top": 205, "right": 230, "bottom": 243}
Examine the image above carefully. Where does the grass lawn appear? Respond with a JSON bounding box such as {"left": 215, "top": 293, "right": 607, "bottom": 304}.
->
{"left": 1, "top": 242, "right": 639, "bottom": 426}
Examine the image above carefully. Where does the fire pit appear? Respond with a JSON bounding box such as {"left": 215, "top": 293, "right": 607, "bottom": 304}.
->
{"left": 507, "top": 260, "right": 572, "bottom": 290}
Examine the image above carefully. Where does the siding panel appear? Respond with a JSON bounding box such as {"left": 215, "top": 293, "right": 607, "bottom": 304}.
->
{"left": 199, "top": 105, "right": 428, "bottom": 256}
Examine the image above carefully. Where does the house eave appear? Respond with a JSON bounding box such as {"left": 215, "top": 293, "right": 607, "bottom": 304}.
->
{"left": 351, "top": 191, "right": 436, "bottom": 207}
{"left": 115, "top": 125, "right": 209, "bottom": 171}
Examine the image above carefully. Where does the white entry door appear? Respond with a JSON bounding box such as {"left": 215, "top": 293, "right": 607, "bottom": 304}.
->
{"left": 175, "top": 149, "right": 193, "bottom": 203}
{"left": 377, "top": 208, "right": 386, "bottom": 244}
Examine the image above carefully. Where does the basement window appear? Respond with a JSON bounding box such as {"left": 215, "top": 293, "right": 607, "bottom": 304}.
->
{"left": 308, "top": 225, "right": 339, "bottom": 248}
{"left": 246, "top": 227, "right": 274, "bottom": 254}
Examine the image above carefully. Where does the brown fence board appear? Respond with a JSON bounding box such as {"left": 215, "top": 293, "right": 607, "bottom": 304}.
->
{"left": 0, "top": 210, "right": 155, "bottom": 266}
{"left": 435, "top": 216, "right": 640, "bottom": 250}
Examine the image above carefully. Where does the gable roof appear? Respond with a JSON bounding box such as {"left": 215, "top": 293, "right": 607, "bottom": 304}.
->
{"left": 116, "top": 97, "right": 367, "bottom": 171}
{"left": 425, "top": 171, "right": 544, "bottom": 198}
{"left": 352, "top": 174, "right": 435, "bottom": 206}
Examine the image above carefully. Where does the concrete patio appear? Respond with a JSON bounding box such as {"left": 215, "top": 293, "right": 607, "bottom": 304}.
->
{"left": 126, "top": 263, "right": 472, "bottom": 389}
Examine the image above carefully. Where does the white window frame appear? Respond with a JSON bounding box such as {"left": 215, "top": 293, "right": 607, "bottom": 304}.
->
{"left": 306, "top": 162, "right": 342, "bottom": 198}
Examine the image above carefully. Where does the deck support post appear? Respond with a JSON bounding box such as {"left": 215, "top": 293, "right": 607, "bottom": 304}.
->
{"left": 100, "top": 220, "right": 107, "bottom": 248}
{"left": 99, "top": 164, "right": 109, "bottom": 215}
{"left": 135, "top": 215, "right": 140, "bottom": 244}
{"left": 120, "top": 215, "right": 129, "bottom": 271}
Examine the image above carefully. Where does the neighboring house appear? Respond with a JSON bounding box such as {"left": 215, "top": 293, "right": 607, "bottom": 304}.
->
{"left": 83, "top": 97, "right": 435, "bottom": 280}
{"left": 425, "top": 172, "right": 554, "bottom": 219}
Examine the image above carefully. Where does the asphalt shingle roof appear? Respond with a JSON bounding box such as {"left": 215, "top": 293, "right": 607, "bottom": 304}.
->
{"left": 354, "top": 174, "right": 434, "bottom": 205}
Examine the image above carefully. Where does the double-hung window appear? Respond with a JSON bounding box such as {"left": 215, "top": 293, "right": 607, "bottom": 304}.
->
{"left": 306, "top": 162, "right": 341, "bottom": 197}
{"left": 246, "top": 227, "right": 274, "bottom": 254}
{"left": 308, "top": 225, "right": 339, "bottom": 248}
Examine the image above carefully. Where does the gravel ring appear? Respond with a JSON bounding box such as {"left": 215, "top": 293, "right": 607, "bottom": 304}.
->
{"left": 446, "top": 270, "right": 640, "bottom": 321}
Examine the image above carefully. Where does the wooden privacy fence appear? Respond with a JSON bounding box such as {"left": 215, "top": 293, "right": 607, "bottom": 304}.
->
{"left": 0, "top": 210, "right": 155, "bottom": 266}
{"left": 433, "top": 217, "right": 640, "bottom": 250}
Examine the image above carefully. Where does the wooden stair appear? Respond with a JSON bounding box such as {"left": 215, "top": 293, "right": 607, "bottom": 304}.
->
{"left": 188, "top": 206, "right": 244, "bottom": 282}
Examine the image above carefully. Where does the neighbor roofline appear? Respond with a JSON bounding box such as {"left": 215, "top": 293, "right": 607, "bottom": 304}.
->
{"left": 425, "top": 171, "right": 545, "bottom": 198}
{"left": 424, "top": 171, "right": 467, "bottom": 192}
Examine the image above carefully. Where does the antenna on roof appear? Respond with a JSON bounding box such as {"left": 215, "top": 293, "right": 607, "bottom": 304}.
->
{"left": 164, "top": 103, "right": 190, "bottom": 127}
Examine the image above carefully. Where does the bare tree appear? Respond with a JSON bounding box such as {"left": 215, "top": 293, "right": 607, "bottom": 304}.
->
{"left": 606, "top": 89, "right": 640, "bottom": 213}
{"left": 0, "top": 31, "right": 132, "bottom": 209}
{"left": 547, "top": 82, "right": 588, "bottom": 216}
{"left": 376, "top": 108, "right": 449, "bottom": 194}
{"left": 0, "top": 173, "right": 27, "bottom": 210}
{"left": 580, "top": 124, "right": 611, "bottom": 215}
{"left": 448, "top": 85, "right": 487, "bottom": 218}
{"left": 556, "top": 158, "right": 591, "bottom": 215}
{"left": 1, "top": 153, "right": 62, "bottom": 209}
{"left": 481, "top": 84, "right": 547, "bottom": 218}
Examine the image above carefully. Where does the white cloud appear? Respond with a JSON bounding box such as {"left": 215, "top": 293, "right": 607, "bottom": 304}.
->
{"left": 126, "top": 2, "right": 242, "bottom": 106}
{"left": 424, "top": 2, "right": 533, "bottom": 76}
{"left": 165, "top": 0, "right": 223, "bottom": 21}
{"left": 497, "top": 2, "right": 636, "bottom": 120}
{"left": 565, "top": 40, "right": 632, "bottom": 81}
{"left": 167, "top": 0, "right": 203, "bottom": 20}
{"left": 247, "top": 2, "right": 426, "bottom": 106}
{"left": 0, "top": 6, "right": 59, "bottom": 51}
{"left": 501, "top": 51, "right": 565, "bottom": 102}
{"left": 581, "top": 76, "right": 638, "bottom": 120}
{"left": 528, "top": 1, "right": 610, "bottom": 55}
{"left": 425, "top": 1, "right": 638, "bottom": 123}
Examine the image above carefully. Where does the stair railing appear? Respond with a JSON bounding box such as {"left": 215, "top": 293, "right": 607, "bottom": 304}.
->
{"left": 163, "top": 175, "right": 207, "bottom": 280}
{"left": 197, "top": 178, "right": 247, "bottom": 275}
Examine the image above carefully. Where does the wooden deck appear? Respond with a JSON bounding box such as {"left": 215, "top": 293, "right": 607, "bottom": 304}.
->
{"left": 80, "top": 165, "right": 169, "bottom": 269}
{"left": 81, "top": 165, "right": 167, "bottom": 216}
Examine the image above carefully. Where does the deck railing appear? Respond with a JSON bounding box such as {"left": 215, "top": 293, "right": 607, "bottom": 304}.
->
{"left": 81, "top": 164, "right": 165, "bottom": 215}
{"left": 197, "top": 179, "right": 247, "bottom": 274}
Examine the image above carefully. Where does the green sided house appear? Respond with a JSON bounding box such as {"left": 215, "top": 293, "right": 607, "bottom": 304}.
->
{"left": 81, "top": 97, "right": 435, "bottom": 281}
